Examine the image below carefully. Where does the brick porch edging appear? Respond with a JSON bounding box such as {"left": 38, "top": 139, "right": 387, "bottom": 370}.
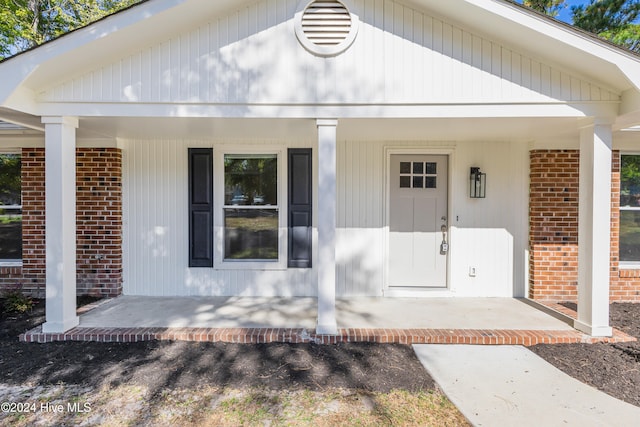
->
{"left": 20, "top": 326, "right": 634, "bottom": 346}
{"left": 20, "top": 298, "right": 635, "bottom": 345}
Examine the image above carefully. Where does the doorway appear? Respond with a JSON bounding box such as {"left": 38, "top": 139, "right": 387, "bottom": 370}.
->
{"left": 388, "top": 154, "right": 448, "bottom": 288}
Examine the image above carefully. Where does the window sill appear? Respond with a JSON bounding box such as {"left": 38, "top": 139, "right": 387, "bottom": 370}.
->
{"left": 0, "top": 261, "right": 23, "bottom": 268}
{"left": 619, "top": 263, "right": 640, "bottom": 270}
{"left": 213, "top": 260, "right": 287, "bottom": 271}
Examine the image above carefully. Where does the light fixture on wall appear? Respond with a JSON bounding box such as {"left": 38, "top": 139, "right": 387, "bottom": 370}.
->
{"left": 470, "top": 167, "right": 486, "bottom": 199}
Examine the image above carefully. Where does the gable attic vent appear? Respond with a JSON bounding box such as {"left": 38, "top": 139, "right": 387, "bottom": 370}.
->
{"left": 303, "top": 1, "right": 351, "bottom": 46}
{"left": 294, "top": 0, "right": 359, "bottom": 57}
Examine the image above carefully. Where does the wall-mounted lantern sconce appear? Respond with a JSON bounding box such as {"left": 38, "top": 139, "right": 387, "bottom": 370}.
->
{"left": 470, "top": 167, "right": 486, "bottom": 198}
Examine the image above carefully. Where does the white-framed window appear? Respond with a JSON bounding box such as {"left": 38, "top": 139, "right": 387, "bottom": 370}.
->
{"left": 620, "top": 154, "right": 640, "bottom": 267}
{"left": 0, "top": 153, "right": 22, "bottom": 264}
{"left": 214, "top": 147, "right": 287, "bottom": 269}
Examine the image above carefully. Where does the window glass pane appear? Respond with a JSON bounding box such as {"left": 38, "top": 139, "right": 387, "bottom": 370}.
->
{"left": 0, "top": 208, "right": 22, "bottom": 260}
{"left": 425, "top": 162, "right": 437, "bottom": 174}
{"left": 400, "top": 162, "right": 411, "bottom": 174}
{"left": 400, "top": 176, "right": 411, "bottom": 188}
{"left": 0, "top": 154, "right": 20, "bottom": 206}
{"left": 425, "top": 177, "right": 437, "bottom": 189}
{"left": 413, "top": 162, "right": 424, "bottom": 174}
{"left": 224, "top": 209, "right": 278, "bottom": 260}
{"left": 621, "top": 155, "right": 640, "bottom": 207}
{"left": 412, "top": 176, "right": 423, "bottom": 188}
{"left": 621, "top": 210, "right": 640, "bottom": 262}
{"left": 224, "top": 155, "right": 277, "bottom": 206}
{"left": 0, "top": 154, "right": 21, "bottom": 260}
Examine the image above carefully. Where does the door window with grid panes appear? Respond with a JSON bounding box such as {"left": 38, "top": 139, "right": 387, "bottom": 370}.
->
{"left": 399, "top": 161, "right": 437, "bottom": 189}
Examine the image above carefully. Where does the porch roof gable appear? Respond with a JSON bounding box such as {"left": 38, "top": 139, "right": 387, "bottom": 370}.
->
{"left": 0, "top": 0, "right": 640, "bottom": 125}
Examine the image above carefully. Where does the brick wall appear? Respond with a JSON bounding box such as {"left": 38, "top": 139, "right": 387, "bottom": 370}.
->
{"left": 0, "top": 148, "right": 122, "bottom": 297}
{"left": 529, "top": 150, "right": 580, "bottom": 301}
{"left": 0, "top": 148, "right": 47, "bottom": 294}
{"left": 529, "top": 149, "right": 640, "bottom": 303}
{"left": 76, "top": 149, "right": 123, "bottom": 296}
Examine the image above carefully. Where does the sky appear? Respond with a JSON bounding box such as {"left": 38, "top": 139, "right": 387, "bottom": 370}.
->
{"left": 556, "top": 0, "right": 584, "bottom": 24}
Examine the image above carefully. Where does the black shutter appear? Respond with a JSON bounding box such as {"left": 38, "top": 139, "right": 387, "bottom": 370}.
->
{"left": 288, "top": 148, "right": 313, "bottom": 268}
{"left": 188, "top": 148, "right": 214, "bottom": 267}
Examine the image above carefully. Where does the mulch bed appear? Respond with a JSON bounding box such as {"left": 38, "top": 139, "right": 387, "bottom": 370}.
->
{"left": 4, "top": 298, "right": 640, "bottom": 408}
{"left": 0, "top": 299, "right": 435, "bottom": 398}
{"left": 531, "top": 302, "right": 640, "bottom": 407}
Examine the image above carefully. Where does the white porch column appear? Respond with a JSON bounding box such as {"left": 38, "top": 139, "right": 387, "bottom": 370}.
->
{"left": 42, "top": 116, "right": 79, "bottom": 333}
{"left": 575, "top": 121, "right": 613, "bottom": 337}
{"left": 316, "top": 119, "right": 338, "bottom": 335}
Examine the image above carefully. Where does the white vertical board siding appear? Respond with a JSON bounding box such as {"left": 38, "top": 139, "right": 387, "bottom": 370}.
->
{"left": 448, "top": 141, "right": 530, "bottom": 297}
{"left": 336, "top": 140, "right": 386, "bottom": 296}
{"left": 122, "top": 137, "right": 528, "bottom": 297}
{"left": 39, "top": 0, "right": 618, "bottom": 105}
{"left": 122, "top": 138, "right": 315, "bottom": 297}
{"left": 335, "top": 139, "right": 529, "bottom": 297}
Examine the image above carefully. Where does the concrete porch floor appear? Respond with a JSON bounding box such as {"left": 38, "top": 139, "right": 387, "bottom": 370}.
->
{"left": 21, "top": 296, "right": 636, "bottom": 345}
{"left": 78, "top": 296, "right": 573, "bottom": 330}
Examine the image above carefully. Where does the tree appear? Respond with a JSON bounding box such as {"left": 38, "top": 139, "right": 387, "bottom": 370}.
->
{"left": 523, "top": 0, "right": 566, "bottom": 17}
{"left": 0, "top": 0, "right": 140, "bottom": 60}
{"left": 572, "top": 0, "right": 640, "bottom": 52}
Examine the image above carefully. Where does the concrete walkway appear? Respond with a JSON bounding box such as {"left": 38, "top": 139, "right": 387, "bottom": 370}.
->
{"left": 414, "top": 345, "right": 640, "bottom": 427}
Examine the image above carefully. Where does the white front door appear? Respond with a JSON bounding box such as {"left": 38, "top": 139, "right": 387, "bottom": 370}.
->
{"left": 389, "top": 155, "right": 448, "bottom": 288}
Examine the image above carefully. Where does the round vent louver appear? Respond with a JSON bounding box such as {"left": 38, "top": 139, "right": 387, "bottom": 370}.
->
{"left": 294, "top": 0, "right": 359, "bottom": 57}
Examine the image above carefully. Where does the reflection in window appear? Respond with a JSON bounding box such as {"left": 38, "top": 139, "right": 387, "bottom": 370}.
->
{"left": 223, "top": 155, "right": 278, "bottom": 261}
{"left": 0, "top": 154, "right": 21, "bottom": 261}
{"left": 621, "top": 211, "right": 640, "bottom": 262}
{"left": 621, "top": 155, "right": 640, "bottom": 262}
{"left": 224, "top": 209, "right": 278, "bottom": 260}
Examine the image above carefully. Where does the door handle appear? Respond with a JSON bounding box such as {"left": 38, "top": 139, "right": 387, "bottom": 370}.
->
{"left": 440, "top": 223, "right": 449, "bottom": 254}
